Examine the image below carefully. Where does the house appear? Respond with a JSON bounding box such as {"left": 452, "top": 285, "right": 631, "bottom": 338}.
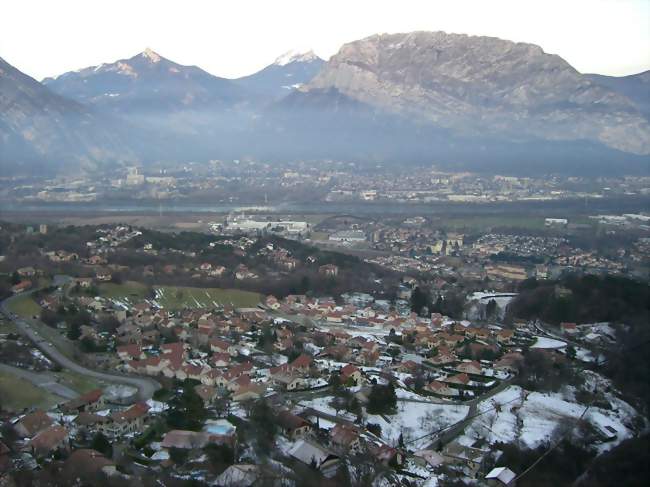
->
{"left": 425, "top": 380, "right": 459, "bottom": 397}
{"left": 216, "top": 463, "right": 288, "bottom": 487}
{"left": 11, "top": 280, "right": 32, "bottom": 294}
{"left": 161, "top": 430, "right": 210, "bottom": 450}
{"left": 329, "top": 424, "right": 362, "bottom": 453}
{"left": 215, "top": 464, "right": 260, "bottom": 487}
{"left": 61, "top": 389, "right": 104, "bottom": 413}
{"left": 61, "top": 449, "right": 117, "bottom": 482}
{"left": 560, "top": 322, "right": 578, "bottom": 335}
{"left": 14, "top": 410, "right": 54, "bottom": 438}
{"left": 290, "top": 353, "right": 313, "bottom": 374}
{"left": 235, "top": 265, "right": 258, "bottom": 280}
{"left": 287, "top": 439, "right": 339, "bottom": 477}
{"left": 276, "top": 410, "right": 313, "bottom": 439}
{"left": 75, "top": 277, "right": 94, "bottom": 288}
{"left": 369, "top": 443, "right": 403, "bottom": 466}
{"left": 265, "top": 295, "right": 281, "bottom": 310}
{"left": 95, "top": 270, "right": 113, "bottom": 282}
{"left": 194, "top": 385, "right": 218, "bottom": 406}
{"left": 318, "top": 264, "right": 339, "bottom": 277}
{"left": 456, "top": 360, "right": 482, "bottom": 376}
{"left": 413, "top": 449, "right": 445, "bottom": 469}
{"left": 340, "top": 364, "right": 362, "bottom": 385}
{"left": 24, "top": 425, "right": 69, "bottom": 457}
{"left": 75, "top": 412, "right": 111, "bottom": 431}
{"left": 485, "top": 466, "right": 517, "bottom": 486}
{"left": 227, "top": 374, "right": 252, "bottom": 393}
{"left": 102, "top": 402, "right": 150, "bottom": 435}
{"left": 201, "top": 369, "right": 228, "bottom": 388}
{"left": 17, "top": 266, "right": 36, "bottom": 277}
{"left": 496, "top": 330, "right": 515, "bottom": 344}
{"left": 211, "top": 352, "right": 231, "bottom": 368}
{"left": 443, "top": 442, "right": 486, "bottom": 475}
{"left": 161, "top": 426, "right": 236, "bottom": 450}
{"left": 273, "top": 373, "right": 306, "bottom": 391}
{"left": 446, "top": 373, "right": 470, "bottom": 386}
{"left": 210, "top": 338, "right": 238, "bottom": 356}
{"left": 494, "top": 352, "right": 524, "bottom": 373}
{"left": 358, "top": 348, "right": 380, "bottom": 366}
{"left": 209, "top": 265, "right": 227, "bottom": 277}
{"left": 117, "top": 344, "right": 146, "bottom": 361}
{"left": 232, "top": 383, "right": 266, "bottom": 402}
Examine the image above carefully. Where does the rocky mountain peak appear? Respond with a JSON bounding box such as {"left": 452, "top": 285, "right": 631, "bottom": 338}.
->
{"left": 304, "top": 30, "right": 650, "bottom": 155}
{"left": 141, "top": 48, "right": 162, "bottom": 63}
{"left": 274, "top": 49, "right": 320, "bottom": 66}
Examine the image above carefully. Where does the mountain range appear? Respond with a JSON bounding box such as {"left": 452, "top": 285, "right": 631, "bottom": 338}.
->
{"left": 1, "top": 31, "right": 649, "bottom": 176}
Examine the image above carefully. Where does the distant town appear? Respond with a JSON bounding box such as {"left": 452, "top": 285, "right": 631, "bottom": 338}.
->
{"left": 3, "top": 162, "right": 650, "bottom": 206}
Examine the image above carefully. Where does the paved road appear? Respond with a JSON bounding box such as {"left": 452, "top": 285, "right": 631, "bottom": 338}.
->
{"left": 1, "top": 290, "right": 160, "bottom": 403}
{"left": 0, "top": 363, "right": 79, "bottom": 400}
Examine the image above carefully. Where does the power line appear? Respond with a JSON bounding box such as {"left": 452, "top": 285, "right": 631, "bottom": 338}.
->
{"left": 513, "top": 399, "right": 592, "bottom": 482}
{"left": 404, "top": 394, "right": 522, "bottom": 446}
{"left": 513, "top": 337, "right": 650, "bottom": 482}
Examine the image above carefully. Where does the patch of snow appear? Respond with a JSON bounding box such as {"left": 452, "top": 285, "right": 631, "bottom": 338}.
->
{"left": 274, "top": 49, "right": 319, "bottom": 66}
{"left": 367, "top": 401, "right": 469, "bottom": 450}
{"left": 531, "top": 336, "right": 567, "bottom": 349}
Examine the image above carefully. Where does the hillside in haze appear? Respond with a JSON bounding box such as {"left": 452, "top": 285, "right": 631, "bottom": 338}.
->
{"left": 585, "top": 70, "right": 650, "bottom": 120}
{"left": 0, "top": 56, "right": 134, "bottom": 175}
{"left": 42, "top": 48, "right": 245, "bottom": 113}
{"left": 2, "top": 31, "right": 649, "bottom": 176}
{"left": 300, "top": 32, "right": 650, "bottom": 156}
{"left": 232, "top": 50, "right": 325, "bottom": 100}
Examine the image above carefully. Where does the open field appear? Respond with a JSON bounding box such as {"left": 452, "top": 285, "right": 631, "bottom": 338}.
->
{"left": 0, "top": 370, "right": 63, "bottom": 412}
{"left": 22, "top": 317, "right": 79, "bottom": 361}
{"left": 99, "top": 281, "right": 261, "bottom": 309}
{"left": 0, "top": 319, "right": 18, "bottom": 335}
{"left": 430, "top": 214, "right": 550, "bottom": 231}
{"left": 6, "top": 294, "right": 41, "bottom": 317}
{"left": 54, "top": 370, "right": 102, "bottom": 394}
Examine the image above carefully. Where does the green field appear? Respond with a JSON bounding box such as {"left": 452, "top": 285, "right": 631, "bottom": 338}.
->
{"left": 54, "top": 370, "right": 101, "bottom": 394}
{"left": 0, "top": 319, "right": 17, "bottom": 335}
{"left": 432, "top": 215, "right": 548, "bottom": 232}
{"left": 0, "top": 370, "right": 62, "bottom": 412}
{"left": 29, "top": 319, "right": 78, "bottom": 360}
{"left": 99, "top": 281, "right": 261, "bottom": 309}
{"left": 6, "top": 294, "right": 41, "bottom": 317}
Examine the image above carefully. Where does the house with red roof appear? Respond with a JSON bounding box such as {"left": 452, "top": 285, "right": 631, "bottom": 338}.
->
{"left": 425, "top": 380, "right": 459, "bottom": 397}
{"left": 61, "top": 389, "right": 104, "bottom": 414}
{"left": 24, "top": 425, "right": 69, "bottom": 458}
{"left": 446, "top": 373, "right": 470, "bottom": 386}
{"left": 340, "top": 364, "right": 362, "bottom": 385}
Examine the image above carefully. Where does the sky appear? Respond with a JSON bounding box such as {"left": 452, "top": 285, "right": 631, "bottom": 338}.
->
{"left": 2, "top": 0, "right": 649, "bottom": 81}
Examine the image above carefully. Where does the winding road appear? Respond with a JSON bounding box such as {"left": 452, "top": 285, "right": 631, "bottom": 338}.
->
{"left": 1, "top": 288, "right": 160, "bottom": 403}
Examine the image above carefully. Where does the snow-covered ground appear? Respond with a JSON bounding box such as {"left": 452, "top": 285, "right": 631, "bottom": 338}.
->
{"left": 367, "top": 401, "right": 470, "bottom": 450}
{"left": 296, "top": 396, "right": 356, "bottom": 422}
{"left": 530, "top": 336, "right": 567, "bottom": 349}
{"left": 459, "top": 383, "right": 638, "bottom": 453}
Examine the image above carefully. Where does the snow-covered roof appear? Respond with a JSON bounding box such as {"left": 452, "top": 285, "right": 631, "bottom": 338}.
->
{"left": 485, "top": 466, "right": 516, "bottom": 484}
{"left": 288, "top": 439, "right": 332, "bottom": 466}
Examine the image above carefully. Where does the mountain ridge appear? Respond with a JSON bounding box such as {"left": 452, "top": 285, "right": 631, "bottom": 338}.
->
{"left": 302, "top": 31, "right": 650, "bottom": 155}
{"left": 3, "top": 32, "right": 650, "bottom": 175}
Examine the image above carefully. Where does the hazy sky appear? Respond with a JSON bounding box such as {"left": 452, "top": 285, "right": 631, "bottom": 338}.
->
{"left": 2, "top": 0, "right": 649, "bottom": 80}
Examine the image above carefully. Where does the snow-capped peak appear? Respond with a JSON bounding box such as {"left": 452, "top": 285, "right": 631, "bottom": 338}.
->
{"left": 142, "top": 48, "right": 162, "bottom": 63}
{"left": 274, "top": 49, "right": 319, "bottom": 66}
